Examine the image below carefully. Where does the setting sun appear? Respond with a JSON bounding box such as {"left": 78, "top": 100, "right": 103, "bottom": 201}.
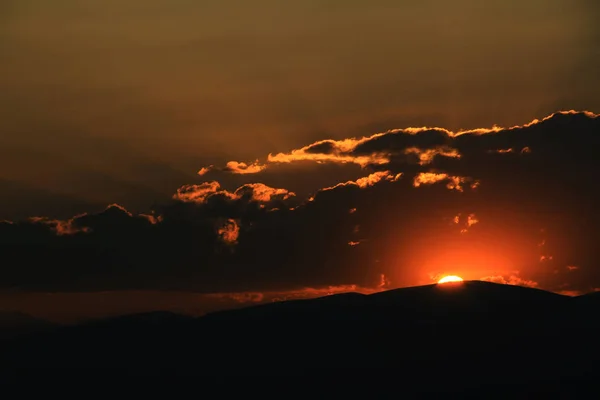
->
{"left": 438, "top": 275, "right": 464, "bottom": 284}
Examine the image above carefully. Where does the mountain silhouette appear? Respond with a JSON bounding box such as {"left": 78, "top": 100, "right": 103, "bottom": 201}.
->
{"left": 0, "top": 311, "right": 57, "bottom": 341}
{"left": 2, "top": 281, "right": 600, "bottom": 395}
{"left": 202, "top": 280, "right": 567, "bottom": 323}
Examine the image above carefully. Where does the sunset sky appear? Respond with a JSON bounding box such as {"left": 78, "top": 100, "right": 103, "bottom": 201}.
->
{"left": 1, "top": 0, "right": 600, "bottom": 321}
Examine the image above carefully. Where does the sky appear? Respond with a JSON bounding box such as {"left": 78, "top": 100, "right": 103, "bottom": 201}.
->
{"left": 1, "top": 0, "right": 600, "bottom": 322}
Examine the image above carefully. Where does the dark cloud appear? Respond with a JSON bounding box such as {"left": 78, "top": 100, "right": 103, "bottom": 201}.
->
{"left": 351, "top": 128, "right": 451, "bottom": 155}
{"left": 2, "top": 111, "right": 600, "bottom": 297}
{"left": 304, "top": 141, "right": 338, "bottom": 155}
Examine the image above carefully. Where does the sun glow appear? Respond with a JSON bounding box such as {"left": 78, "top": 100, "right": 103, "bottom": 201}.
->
{"left": 438, "top": 275, "right": 464, "bottom": 284}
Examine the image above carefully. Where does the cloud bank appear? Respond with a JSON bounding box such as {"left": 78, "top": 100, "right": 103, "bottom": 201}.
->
{"left": 2, "top": 111, "right": 600, "bottom": 298}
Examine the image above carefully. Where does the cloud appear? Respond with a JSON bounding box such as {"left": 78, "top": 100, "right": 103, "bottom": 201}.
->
{"left": 198, "top": 166, "right": 213, "bottom": 176}
{"left": 173, "top": 181, "right": 225, "bottom": 203}
{"left": 234, "top": 183, "right": 295, "bottom": 202}
{"left": 217, "top": 219, "right": 240, "bottom": 245}
{"left": 557, "top": 290, "right": 582, "bottom": 296}
{"left": 322, "top": 170, "right": 402, "bottom": 191}
{"left": 454, "top": 213, "right": 479, "bottom": 234}
{"left": 173, "top": 181, "right": 294, "bottom": 205}
{"left": 412, "top": 172, "right": 478, "bottom": 192}
{"left": 28, "top": 215, "right": 90, "bottom": 236}
{"left": 207, "top": 279, "right": 390, "bottom": 305}
{"left": 205, "top": 110, "right": 599, "bottom": 176}
{"left": 404, "top": 146, "right": 461, "bottom": 165}
{"left": 3, "top": 111, "right": 600, "bottom": 298}
{"left": 24, "top": 204, "right": 159, "bottom": 237}
{"left": 466, "top": 214, "right": 479, "bottom": 228}
{"left": 207, "top": 291, "right": 265, "bottom": 304}
{"left": 223, "top": 161, "right": 268, "bottom": 175}
{"left": 479, "top": 274, "right": 538, "bottom": 288}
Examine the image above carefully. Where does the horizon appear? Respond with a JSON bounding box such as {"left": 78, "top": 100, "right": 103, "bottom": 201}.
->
{"left": 1, "top": 277, "right": 596, "bottom": 324}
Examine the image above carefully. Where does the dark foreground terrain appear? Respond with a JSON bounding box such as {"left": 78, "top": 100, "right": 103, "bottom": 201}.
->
{"left": 2, "top": 281, "right": 600, "bottom": 395}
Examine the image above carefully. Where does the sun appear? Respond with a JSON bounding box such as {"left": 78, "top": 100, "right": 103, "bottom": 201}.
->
{"left": 438, "top": 275, "right": 464, "bottom": 284}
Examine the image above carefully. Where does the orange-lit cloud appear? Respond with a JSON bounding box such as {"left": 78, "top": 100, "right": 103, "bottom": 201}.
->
{"left": 413, "top": 172, "right": 449, "bottom": 186}
{"left": 211, "top": 291, "right": 265, "bottom": 303}
{"left": 25, "top": 204, "right": 157, "bottom": 237}
{"left": 224, "top": 161, "right": 268, "bottom": 174}
{"left": 173, "top": 181, "right": 294, "bottom": 204}
{"left": 321, "top": 170, "right": 402, "bottom": 192}
{"left": 204, "top": 110, "right": 598, "bottom": 175}
{"left": 267, "top": 137, "right": 392, "bottom": 168}
{"left": 404, "top": 146, "right": 461, "bottom": 165}
{"left": 454, "top": 213, "right": 479, "bottom": 233}
{"left": 198, "top": 166, "right": 213, "bottom": 176}
{"left": 173, "top": 181, "right": 225, "bottom": 203}
{"left": 217, "top": 219, "right": 240, "bottom": 245}
{"left": 207, "top": 277, "right": 391, "bottom": 305}
{"left": 235, "top": 183, "right": 296, "bottom": 202}
{"left": 139, "top": 213, "right": 163, "bottom": 225}
{"left": 467, "top": 214, "right": 479, "bottom": 227}
{"left": 29, "top": 215, "right": 90, "bottom": 236}
{"left": 479, "top": 274, "right": 538, "bottom": 288}
{"left": 29, "top": 203, "right": 137, "bottom": 235}
{"left": 557, "top": 290, "right": 582, "bottom": 296}
{"left": 413, "top": 172, "right": 478, "bottom": 192}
